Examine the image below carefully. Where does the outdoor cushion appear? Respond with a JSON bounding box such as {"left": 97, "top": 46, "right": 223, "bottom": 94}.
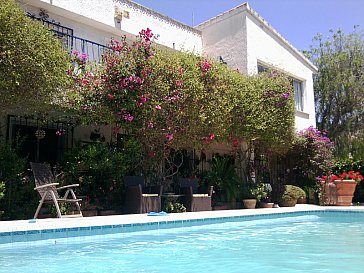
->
{"left": 142, "top": 193, "right": 159, "bottom": 197}
{"left": 192, "top": 194, "right": 209, "bottom": 197}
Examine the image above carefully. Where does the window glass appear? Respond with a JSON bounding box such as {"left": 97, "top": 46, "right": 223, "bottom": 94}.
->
{"left": 293, "top": 79, "right": 303, "bottom": 111}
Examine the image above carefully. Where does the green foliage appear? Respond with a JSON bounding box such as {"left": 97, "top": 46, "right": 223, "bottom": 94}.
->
{"left": 199, "top": 156, "right": 241, "bottom": 203}
{"left": 231, "top": 71, "right": 296, "bottom": 154}
{"left": 61, "top": 139, "right": 142, "bottom": 209}
{"left": 0, "top": 181, "right": 5, "bottom": 200}
{"left": 50, "top": 203, "right": 72, "bottom": 217}
{"left": 164, "top": 202, "right": 186, "bottom": 213}
{"left": 70, "top": 29, "right": 296, "bottom": 167}
{"left": 332, "top": 158, "right": 363, "bottom": 174}
{"left": 281, "top": 185, "right": 306, "bottom": 201}
{"left": 308, "top": 28, "right": 364, "bottom": 158}
{"left": 0, "top": 136, "right": 36, "bottom": 220}
{"left": 284, "top": 127, "right": 334, "bottom": 189}
{"left": 0, "top": 0, "right": 71, "bottom": 115}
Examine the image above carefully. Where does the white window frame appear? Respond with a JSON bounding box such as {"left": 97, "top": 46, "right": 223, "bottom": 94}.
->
{"left": 292, "top": 79, "right": 304, "bottom": 112}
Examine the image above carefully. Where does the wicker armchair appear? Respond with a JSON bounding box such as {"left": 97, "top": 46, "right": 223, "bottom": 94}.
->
{"left": 179, "top": 178, "right": 213, "bottom": 212}
{"left": 123, "top": 176, "right": 163, "bottom": 214}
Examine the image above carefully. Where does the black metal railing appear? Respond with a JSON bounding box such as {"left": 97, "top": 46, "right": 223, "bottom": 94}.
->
{"left": 27, "top": 13, "right": 111, "bottom": 62}
{"left": 53, "top": 30, "right": 111, "bottom": 63}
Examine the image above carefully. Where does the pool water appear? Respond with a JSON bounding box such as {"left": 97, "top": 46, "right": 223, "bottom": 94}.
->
{"left": 1, "top": 212, "right": 364, "bottom": 273}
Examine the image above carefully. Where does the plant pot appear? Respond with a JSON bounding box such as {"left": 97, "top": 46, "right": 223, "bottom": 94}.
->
{"left": 261, "top": 202, "right": 274, "bottom": 208}
{"left": 212, "top": 204, "right": 229, "bottom": 210}
{"left": 279, "top": 199, "right": 297, "bottom": 207}
{"left": 82, "top": 209, "right": 99, "bottom": 217}
{"left": 243, "top": 199, "right": 257, "bottom": 209}
{"left": 98, "top": 210, "right": 122, "bottom": 216}
{"left": 334, "top": 180, "right": 357, "bottom": 206}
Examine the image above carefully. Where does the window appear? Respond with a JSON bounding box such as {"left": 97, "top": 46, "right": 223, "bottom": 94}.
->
{"left": 257, "top": 62, "right": 305, "bottom": 112}
{"left": 293, "top": 79, "right": 304, "bottom": 111}
{"left": 257, "top": 64, "right": 269, "bottom": 73}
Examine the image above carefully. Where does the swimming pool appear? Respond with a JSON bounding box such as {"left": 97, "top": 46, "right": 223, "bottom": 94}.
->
{"left": 1, "top": 211, "right": 364, "bottom": 273}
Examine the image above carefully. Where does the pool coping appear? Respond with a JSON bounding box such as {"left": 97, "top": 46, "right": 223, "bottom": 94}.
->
{"left": 1, "top": 205, "right": 364, "bottom": 245}
{"left": 1, "top": 204, "right": 364, "bottom": 234}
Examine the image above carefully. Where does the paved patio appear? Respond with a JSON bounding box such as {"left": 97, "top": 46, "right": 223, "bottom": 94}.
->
{"left": 1, "top": 204, "right": 363, "bottom": 233}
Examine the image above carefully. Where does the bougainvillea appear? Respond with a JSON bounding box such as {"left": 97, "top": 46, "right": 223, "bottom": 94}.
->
{"left": 285, "top": 126, "right": 334, "bottom": 189}
{"left": 68, "top": 28, "right": 296, "bottom": 175}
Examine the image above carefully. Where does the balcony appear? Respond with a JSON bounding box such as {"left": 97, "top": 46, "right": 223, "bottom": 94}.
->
{"left": 27, "top": 13, "right": 111, "bottom": 62}
{"left": 54, "top": 30, "right": 111, "bottom": 63}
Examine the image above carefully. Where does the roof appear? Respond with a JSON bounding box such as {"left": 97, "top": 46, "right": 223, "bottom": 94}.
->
{"left": 123, "top": 0, "right": 201, "bottom": 35}
{"left": 196, "top": 2, "right": 318, "bottom": 72}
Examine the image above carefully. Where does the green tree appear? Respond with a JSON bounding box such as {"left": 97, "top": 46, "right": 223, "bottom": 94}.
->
{"left": 0, "top": 0, "right": 71, "bottom": 115}
{"left": 308, "top": 28, "right": 364, "bottom": 158}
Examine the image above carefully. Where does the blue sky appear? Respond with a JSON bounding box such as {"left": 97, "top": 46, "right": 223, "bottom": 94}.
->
{"left": 132, "top": 0, "right": 364, "bottom": 51}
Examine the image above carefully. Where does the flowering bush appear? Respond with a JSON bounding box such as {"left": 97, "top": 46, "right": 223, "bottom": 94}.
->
{"left": 68, "top": 28, "right": 296, "bottom": 178}
{"left": 320, "top": 171, "right": 363, "bottom": 182}
{"left": 284, "top": 126, "right": 334, "bottom": 190}
{"left": 340, "top": 171, "right": 363, "bottom": 182}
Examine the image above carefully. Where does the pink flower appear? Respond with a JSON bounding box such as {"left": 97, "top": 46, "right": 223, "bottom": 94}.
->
{"left": 107, "top": 93, "right": 114, "bottom": 100}
{"left": 55, "top": 129, "right": 65, "bottom": 136}
{"left": 148, "top": 122, "right": 154, "bottom": 128}
{"left": 124, "top": 114, "right": 134, "bottom": 122}
{"left": 155, "top": 105, "right": 161, "bottom": 110}
{"left": 198, "top": 59, "right": 212, "bottom": 72}
{"left": 138, "top": 95, "right": 147, "bottom": 105}
{"left": 175, "top": 80, "right": 183, "bottom": 87}
{"left": 81, "top": 78, "right": 89, "bottom": 86}
{"left": 165, "top": 133, "right": 174, "bottom": 141}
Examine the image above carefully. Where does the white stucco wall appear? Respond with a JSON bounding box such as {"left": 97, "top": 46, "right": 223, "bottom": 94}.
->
{"left": 20, "top": 0, "right": 202, "bottom": 53}
{"left": 196, "top": 8, "right": 247, "bottom": 73}
{"left": 197, "top": 4, "right": 317, "bottom": 131}
{"left": 245, "top": 13, "right": 316, "bottom": 131}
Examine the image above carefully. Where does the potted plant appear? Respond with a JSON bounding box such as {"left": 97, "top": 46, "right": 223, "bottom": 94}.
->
{"left": 320, "top": 171, "right": 363, "bottom": 206}
{"left": 259, "top": 184, "right": 274, "bottom": 208}
{"left": 199, "top": 156, "right": 241, "bottom": 209}
{"left": 321, "top": 171, "right": 363, "bottom": 206}
{"left": 242, "top": 183, "right": 266, "bottom": 209}
{"left": 279, "top": 185, "right": 306, "bottom": 207}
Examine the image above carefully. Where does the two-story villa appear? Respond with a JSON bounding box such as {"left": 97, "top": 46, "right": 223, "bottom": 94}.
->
{"left": 4, "top": 0, "right": 317, "bottom": 163}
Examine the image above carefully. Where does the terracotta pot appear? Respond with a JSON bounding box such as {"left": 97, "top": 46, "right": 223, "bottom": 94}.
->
{"left": 261, "top": 202, "right": 274, "bottom": 208}
{"left": 334, "top": 180, "right": 357, "bottom": 206}
{"left": 243, "top": 199, "right": 257, "bottom": 209}
{"left": 279, "top": 199, "right": 297, "bottom": 207}
{"left": 212, "top": 205, "right": 229, "bottom": 211}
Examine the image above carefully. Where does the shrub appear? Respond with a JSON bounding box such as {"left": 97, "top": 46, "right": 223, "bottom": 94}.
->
{"left": 332, "top": 158, "right": 363, "bottom": 174}
{"left": 0, "top": 181, "right": 5, "bottom": 200}
{"left": 0, "top": 0, "right": 71, "bottom": 114}
{"left": 281, "top": 185, "right": 306, "bottom": 202}
{"left": 61, "top": 139, "right": 142, "bottom": 209}
{"left": 164, "top": 202, "right": 186, "bottom": 213}
{"left": 0, "top": 136, "right": 36, "bottom": 220}
{"left": 284, "top": 127, "right": 334, "bottom": 189}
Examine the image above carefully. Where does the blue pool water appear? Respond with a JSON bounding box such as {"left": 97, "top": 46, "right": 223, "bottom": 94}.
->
{"left": 1, "top": 212, "right": 364, "bottom": 273}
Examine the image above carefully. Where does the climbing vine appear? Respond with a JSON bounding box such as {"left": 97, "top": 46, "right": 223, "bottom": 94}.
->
{"left": 68, "top": 28, "right": 295, "bottom": 166}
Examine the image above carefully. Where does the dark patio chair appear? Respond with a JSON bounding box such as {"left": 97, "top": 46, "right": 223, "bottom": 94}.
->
{"left": 30, "top": 162, "right": 82, "bottom": 218}
{"left": 123, "top": 176, "right": 163, "bottom": 214}
{"left": 179, "top": 178, "right": 213, "bottom": 212}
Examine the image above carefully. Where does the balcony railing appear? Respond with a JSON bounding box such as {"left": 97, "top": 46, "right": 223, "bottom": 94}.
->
{"left": 28, "top": 13, "right": 111, "bottom": 62}
{"left": 53, "top": 30, "right": 111, "bottom": 63}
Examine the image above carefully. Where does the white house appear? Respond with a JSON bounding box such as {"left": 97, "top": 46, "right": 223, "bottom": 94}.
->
{"left": 196, "top": 3, "right": 317, "bottom": 130}
{"left": 5, "top": 0, "right": 317, "bottom": 163}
